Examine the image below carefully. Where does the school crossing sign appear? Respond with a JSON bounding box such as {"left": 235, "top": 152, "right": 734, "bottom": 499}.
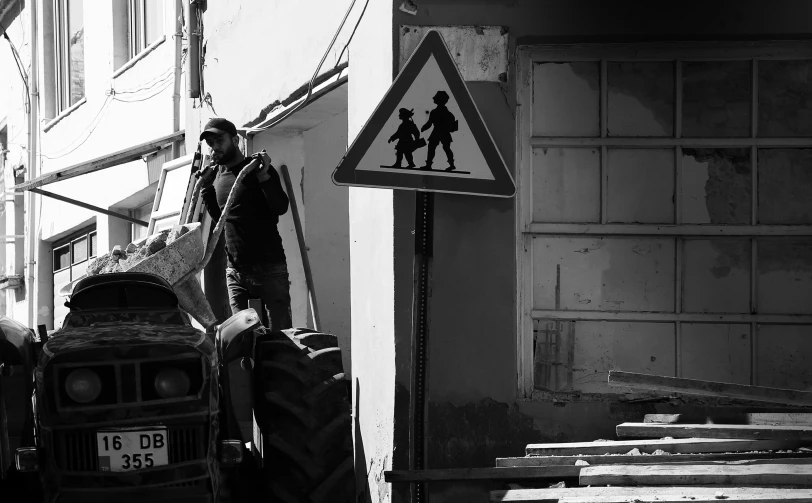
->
{"left": 332, "top": 31, "right": 515, "bottom": 198}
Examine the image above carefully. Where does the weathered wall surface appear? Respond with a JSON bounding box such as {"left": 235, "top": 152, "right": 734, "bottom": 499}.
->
{"left": 186, "top": 0, "right": 361, "bottom": 142}
{"left": 390, "top": 2, "right": 812, "bottom": 502}
{"left": 303, "top": 109, "right": 352, "bottom": 373}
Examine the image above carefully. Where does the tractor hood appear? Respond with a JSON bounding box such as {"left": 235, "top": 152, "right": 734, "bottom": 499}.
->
{"left": 38, "top": 321, "right": 215, "bottom": 366}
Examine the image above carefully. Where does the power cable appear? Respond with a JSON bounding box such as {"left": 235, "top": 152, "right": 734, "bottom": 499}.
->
{"left": 3, "top": 31, "right": 30, "bottom": 111}
{"left": 334, "top": 0, "right": 369, "bottom": 68}
{"left": 40, "top": 95, "right": 113, "bottom": 159}
{"left": 243, "top": 0, "right": 364, "bottom": 133}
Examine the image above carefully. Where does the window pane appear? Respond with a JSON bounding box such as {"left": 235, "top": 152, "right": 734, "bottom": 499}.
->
{"left": 683, "top": 239, "right": 751, "bottom": 314}
{"left": 67, "top": 0, "right": 85, "bottom": 106}
{"left": 532, "top": 148, "right": 600, "bottom": 223}
{"left": 533, "top": 319, "right": 675, "bottom": 394}
{"left": 758, "top": 149, "right": 812, "bottom": 224}
{"left": 759, "top": 60, "right": 812, "bottom": 137}
{"left": 607, "top": 148, "right": 674, "bottom": 224}
{"left": 681, "top": 324, "right": 750, "bottom": 384}
{"left": 54, "top": 245, "right": 70, "bottom": 271}
{"left": 89, "top": 232, "right": 97, "bottom": 258}
{"left": 681, "top": 148, "right": 751, "bottom": 224}
{"left": 144, "top": 0, "right": 164, "bottom": 46}
{"left": 682, "top": 61, "right": 751, "bottom": 137}
{"left": 72, "top": 237, "right": 88, "bottom": 264}
{"left": 532, "top": 62, "right": 600, "bottom": 137}
{"left": 607, "top": 62, "right": 674, "bottom": 137}
{"left": 758, "top": 238, "right": 812, "bottom": 314}
{"left": 757, "top": 325, "right": 812, "bottom": 390}
{"left": 533, "top": 237, "right": 675, "bottom": 312}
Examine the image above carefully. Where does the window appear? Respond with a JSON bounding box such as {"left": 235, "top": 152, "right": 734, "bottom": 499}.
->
{"left": 130, "top": 199, "right": 154, "bottom": 243}
{"left": 517, "top": 43, "right": 812, "bottom": 399}
{"left": 53, "top": 0, "right": 85, "bottom": 112}
{"left": 128, "top": 0, "right": 165, "bottom": 58}
{"left": 53, "top": 227, "right": 96, "bottom": 329}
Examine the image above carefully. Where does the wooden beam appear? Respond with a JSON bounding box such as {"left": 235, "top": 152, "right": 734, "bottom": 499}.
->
{"left": 617, "top": 422, "right": 812, "bottom": 442}
{"left": 532, "top": 310, "right": 812, "bottom": 325}
{"left": 496, "top": 452, "right": 812, "bottom": 468}
{"left": 30, "top": 189, "right": 148, "bottom": 227}
{"left": 527, "top": 223, "right": 812, "bottom": 237}
{"left": 644, "top": 413, "right": 812, "bottom": 427}
{"left": 608, "top": 371, "right": 812, "bottom": 407}
{"left": 14, "top": 130, "right": 185, "bottom": 191}
{"left": 526, "top": 438, "right": 803, "bottom": 456}
{"left": 579, "top": 463, "right": 812, "bottom": 487}
{"left": 384, "top": 466, "right": 577, "bottom": 483}
{"left": 491, "top": 487, "right": 812, "bottom": 503}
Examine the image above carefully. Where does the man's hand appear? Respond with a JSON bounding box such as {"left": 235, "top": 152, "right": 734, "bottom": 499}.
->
{"left": 255, "top": 150, "right": 272, "bottom": 183}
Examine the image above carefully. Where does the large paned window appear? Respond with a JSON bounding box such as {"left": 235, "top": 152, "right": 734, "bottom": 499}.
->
{"left": 517, "top": 43, "right": 812, "bottom": 399}
{"left": 128, "top": 0, "right": 165, "bottom": 58}
{"left": 53, "top": 0, "right": 85, "bottom": 112}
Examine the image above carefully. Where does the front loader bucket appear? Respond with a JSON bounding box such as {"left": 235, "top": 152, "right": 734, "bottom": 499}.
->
{"left": 123, "top": 223, "right": 217, "bottom": 329}
{"left": 173, "top": 275, "right": 218, "bottom": 330}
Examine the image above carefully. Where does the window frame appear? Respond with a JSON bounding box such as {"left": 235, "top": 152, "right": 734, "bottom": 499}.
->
{"left": 52, "top": 0, "right": 85, "bottom": 113}
{"left": 127, "top": 0, "right": 165, "bottom": 60}
{"left": 516, "top": 41, "right": 812, "bottom": 399}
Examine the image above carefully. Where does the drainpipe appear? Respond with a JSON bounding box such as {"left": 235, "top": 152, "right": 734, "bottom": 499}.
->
{"left": 26, "top": 0, "right": 39, "bottom": 327}
{"left": 171, "top": 0, "right": 183, "bottom": 158}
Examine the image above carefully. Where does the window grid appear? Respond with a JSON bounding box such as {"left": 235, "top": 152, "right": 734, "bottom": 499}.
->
{"left": 518, "top": 44, "right": 812, "bottom": 396}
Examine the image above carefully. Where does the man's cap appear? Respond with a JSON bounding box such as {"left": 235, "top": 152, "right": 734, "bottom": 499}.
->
{"left": 199, "top": 118, "right": 238, "bottom": 140}
{"left": 398, "top": 108, "right": 414, "bottom": 118}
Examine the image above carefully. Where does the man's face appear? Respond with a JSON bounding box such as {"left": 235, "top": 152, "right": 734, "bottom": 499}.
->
{"left": 205, "top": 133, "right": 238, "bottom": 164}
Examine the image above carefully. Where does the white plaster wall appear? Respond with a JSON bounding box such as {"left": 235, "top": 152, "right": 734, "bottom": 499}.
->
{"left": 347, "top": 2, "right": 396, "bottom": 502}
{"left": 250, "top": 131, "right": 308, "bottom": 328}
{"left": 189, "top": 0, "right": 359, "bottom": 134}
{"left": 303, "top": 109, "right": 351, "bottom": 376}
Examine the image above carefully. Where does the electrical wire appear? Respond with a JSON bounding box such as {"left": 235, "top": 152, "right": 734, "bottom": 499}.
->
{"left": 334, "top": 0, "right": 369, "bottom": 69}
{"left": 242, "top": 0, "right": 362, "bottom": 133}
{"left": 3, "top": 31, "right": 30, "bottom": 110}
{"left": 40, "top": 95, "right": 113, "bottom": 160}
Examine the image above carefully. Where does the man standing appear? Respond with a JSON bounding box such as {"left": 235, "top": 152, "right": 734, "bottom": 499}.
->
{"left": 199, "top": 117, "right": 292, "bottom": 330}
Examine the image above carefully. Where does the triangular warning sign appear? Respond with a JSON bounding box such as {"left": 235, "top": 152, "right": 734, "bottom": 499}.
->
{"left": 332, "top": 31, "right": 515, "bottom": 198}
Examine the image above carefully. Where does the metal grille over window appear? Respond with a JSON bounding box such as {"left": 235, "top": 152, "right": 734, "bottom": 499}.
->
{"left": 518, "top": 44, "right": 812, "bottom": 398}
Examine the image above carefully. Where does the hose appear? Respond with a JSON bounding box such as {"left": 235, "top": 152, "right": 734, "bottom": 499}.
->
{"left": 176, "top": 157, "right": 262, "bottom": 286}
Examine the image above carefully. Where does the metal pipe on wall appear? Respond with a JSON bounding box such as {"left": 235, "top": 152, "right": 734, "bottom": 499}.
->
{"left": 172, "top": 0, "right": 183, "bottom": 159}
{"left": 186, "top": 0, "right": 200, "bottom": 99}
{"left": 26, "top": 0, "right": 39, "bottom": 327}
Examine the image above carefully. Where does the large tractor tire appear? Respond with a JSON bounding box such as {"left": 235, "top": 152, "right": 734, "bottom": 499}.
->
{"left": 252, "top": 328, "right": 354, "bottom": 503}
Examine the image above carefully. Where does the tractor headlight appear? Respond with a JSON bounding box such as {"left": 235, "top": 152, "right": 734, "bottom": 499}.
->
{"left": 65, "top": 368, "right": 102, "bottom": 404}
{"left": 154, "top": 367, "right": 191, "bottom": 399}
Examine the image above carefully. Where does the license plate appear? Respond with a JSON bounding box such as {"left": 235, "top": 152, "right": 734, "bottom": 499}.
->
{"left": 96, "top": 428, "right": 169, "bottom": 472}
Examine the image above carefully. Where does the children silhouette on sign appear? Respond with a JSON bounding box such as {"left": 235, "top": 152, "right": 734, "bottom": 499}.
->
{"left": 387, "top": 108, "right": 425, "bottom": 169}
{"left": 420, "top": 90, "right": 458, "bottom": 171}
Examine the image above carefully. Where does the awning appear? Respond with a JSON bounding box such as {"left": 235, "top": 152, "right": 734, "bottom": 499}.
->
{"left": 13, "top": 130, "right": 185, "bottom": 191}
{"left": 0, "top": 0, "right": 21, "bottom": 31}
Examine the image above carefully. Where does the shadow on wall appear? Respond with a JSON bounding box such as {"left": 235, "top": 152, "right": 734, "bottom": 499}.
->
{"left": 355, "top": 379, "right": 373, "bottom": 503}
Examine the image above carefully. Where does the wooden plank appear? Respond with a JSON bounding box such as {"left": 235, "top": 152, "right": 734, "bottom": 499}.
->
{"left": 579, "top": 463, "right": 812, "bottom": 487}
{"left": 496, "top": 452, "right": 812, "bottom": 468}
{"left": 30, "top": 189, "right": 148, "bottom": 226}
{"left": 617, "top": 422, "right": 812, "bottom": 442}
{"left": 492, "top": 487, "right": 812, "bottom": 503}
{"left": 608, "top": 371, "right": 812, "bottom": 407}
{"left": 644, "top": 413, "right": 812, "bottom": 427}
{"left": 560, "top": 495, "right": 812, "bottom": 503}
{"left": 525, "top": 438, "right": 801, "bottom": 456}
{"left": 528, "top": 223, "right": 812, "bottom": 237}
{"left": 384, "top": 466, "right": 577, "bottom": 482}
{"left": 14, "top": 130, "right": 186, "bottom": 191}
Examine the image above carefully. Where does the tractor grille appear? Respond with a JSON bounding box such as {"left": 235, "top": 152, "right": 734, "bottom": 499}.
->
{"left": 56, "top": 425, "right": 206, "bottom": 472}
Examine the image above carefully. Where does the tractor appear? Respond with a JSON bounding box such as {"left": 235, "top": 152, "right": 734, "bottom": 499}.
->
{"left": 0, "top": 270, "right": 354, "bottom": 502}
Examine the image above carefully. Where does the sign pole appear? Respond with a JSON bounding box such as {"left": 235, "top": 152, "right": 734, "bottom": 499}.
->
{"left": 411, "top": 190, "right": 433, "bottom": 503}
